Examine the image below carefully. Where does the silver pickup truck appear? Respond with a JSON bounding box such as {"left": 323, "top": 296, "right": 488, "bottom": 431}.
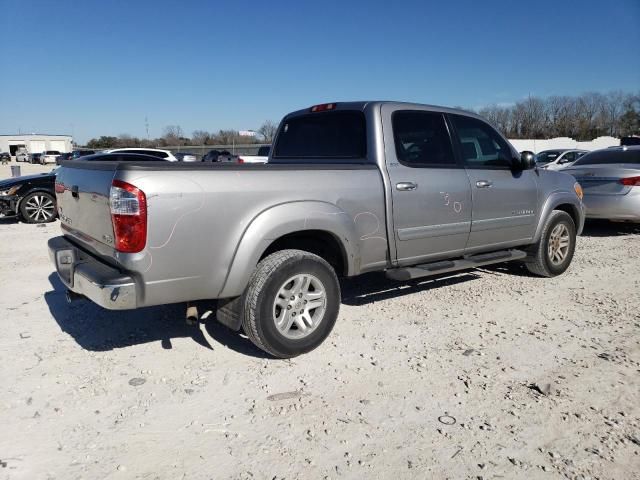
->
{"left": 49, "top": 101, "right": 585, "bottom": 357}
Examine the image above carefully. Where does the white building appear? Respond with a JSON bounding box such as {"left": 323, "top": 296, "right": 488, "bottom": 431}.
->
{"left": 0, "top": 134, "right": 73, "bottom": 157}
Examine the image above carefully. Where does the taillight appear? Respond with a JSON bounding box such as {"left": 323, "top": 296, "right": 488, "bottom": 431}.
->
{"left": 619, "top": 176, "right": 640, "bottom": 186}
{"left": 54, "top": 182, "right": 65, "bottom": 194}
{"left": 110, "top": 179, "right": 147, "bottom": 253}
{"left": 310, "top": 103, "right": 336, "bottom": 112}
{"left": 237, "top": 157, "right": 245, "bottom": 163}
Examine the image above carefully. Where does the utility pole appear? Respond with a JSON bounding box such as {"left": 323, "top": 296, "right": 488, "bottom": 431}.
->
{"left": 145, "top": 116, "right": 150, "bottom": 141}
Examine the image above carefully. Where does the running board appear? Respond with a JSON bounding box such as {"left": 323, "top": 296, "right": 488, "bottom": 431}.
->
{"left": 386, "top": 249, "right": 527, "bottom": 281}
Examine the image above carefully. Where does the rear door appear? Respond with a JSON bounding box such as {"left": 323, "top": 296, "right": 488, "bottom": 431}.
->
{"left": 448, "top": 114, "right": 538, "bottom": 250}
{"left": 382, "top": 106, "right": 472, "bottom": 265}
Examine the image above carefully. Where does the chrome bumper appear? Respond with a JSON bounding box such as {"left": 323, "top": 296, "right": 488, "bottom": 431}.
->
{"left": 48, "top": 236, "right": 137, "bottom": 310}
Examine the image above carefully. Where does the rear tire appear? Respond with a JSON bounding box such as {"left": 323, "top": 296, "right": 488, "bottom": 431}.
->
{"left": 525, "top": 210, "right": 576, "bottom": 277}
{"left": 240, "top": 249, "right": 340, "bottom": 358}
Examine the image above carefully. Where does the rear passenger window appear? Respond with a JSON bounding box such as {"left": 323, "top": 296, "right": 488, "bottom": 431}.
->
{"left": 451, "top": 115, "right": 513, "bottom": 168}
{"left": 392, "top": 111, "right": 456, "bottom": 167}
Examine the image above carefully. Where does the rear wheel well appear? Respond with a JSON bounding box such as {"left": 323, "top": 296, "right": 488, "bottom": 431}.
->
{"left": 260, "top": 230, "right": 347, "bottom": 276}
{"left": 554, "top": 203, "right": 579, "bottom": 228}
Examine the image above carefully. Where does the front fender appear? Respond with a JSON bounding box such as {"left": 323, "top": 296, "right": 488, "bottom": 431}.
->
{"left": 533, "top": 191, "right": 585, "bottom": 241}
{"left": 218, "top": 201, "right": 360, "bottom": 298}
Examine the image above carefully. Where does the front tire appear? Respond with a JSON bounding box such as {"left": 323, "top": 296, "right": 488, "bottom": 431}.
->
{"left": 240, "top": 249, "right": 340, "bottom": 358}
{"left": 525, "top": 210, "right": 576, "bottom": 277}
{"left": 20, "top": 192, "right": 57, "bottom": 223}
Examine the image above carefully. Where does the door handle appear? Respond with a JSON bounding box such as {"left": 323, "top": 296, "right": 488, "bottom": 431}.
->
{"left": 396, "top": 182, "right": 418, "bottom": 191}
{"left": 475, "top": 180, "right": 493, "bottom": 188}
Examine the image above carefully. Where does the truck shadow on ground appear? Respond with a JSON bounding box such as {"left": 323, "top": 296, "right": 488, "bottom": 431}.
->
{"left": 44, "top": 274, "right": 268, "bottom": 358}
{"left": 45, "top": 271, "right": 483, "bottom": 356}
{"left": 341, "top": 271, "right": 481, "bottom": 306}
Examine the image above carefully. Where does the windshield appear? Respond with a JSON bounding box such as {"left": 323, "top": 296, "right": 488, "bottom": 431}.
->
{"left": 535, "top": 150, "right": 564, "bottom": 165}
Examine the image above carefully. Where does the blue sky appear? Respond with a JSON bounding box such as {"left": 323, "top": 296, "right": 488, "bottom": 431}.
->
{"left": 1, "top": 0, "right": 638, "bottom": 143}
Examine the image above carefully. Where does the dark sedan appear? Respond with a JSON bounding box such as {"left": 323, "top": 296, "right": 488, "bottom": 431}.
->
{"left": 0, "top": 153, "right": 169, "bottom": 223}
{"left": 0, "top": 170, "right": 57, "bottom": 223}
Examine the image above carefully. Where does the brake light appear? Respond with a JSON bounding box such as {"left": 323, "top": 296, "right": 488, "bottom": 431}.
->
{"left": 237, "top": 157, "right": 245, "bottom": 163}
{"left": 110, "top": 179, "right": 147, "bottom": 253}
{"left": 310, "top": 103, "right": 336, "bottom": 112}
{"left": 54, "top": 182, "right": 65, "bottom": 194}
{"left": 620, "top": 176, "right": 640, "bottom": 186}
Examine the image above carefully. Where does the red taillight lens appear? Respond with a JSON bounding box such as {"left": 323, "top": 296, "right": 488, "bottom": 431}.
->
{"left": 54, "top": 182, "right": 65, "bottom": 194}
{"left": 237, "top": 157, "right": 245, "bottom": 163}
{"left": 620, "top": 176, "right": 640, "bottom": 186}
{"left": 110, "top": 179, "right": 147, "bottom": 253}
{"left": 310, "top": 103, "right": 336, "bottom": 112}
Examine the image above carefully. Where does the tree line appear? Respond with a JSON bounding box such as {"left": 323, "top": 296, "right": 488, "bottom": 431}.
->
{"left": 86, "top": 120, "right": 278, "bottom": 149}
{"left": 84, "top": 91, "right": 640, "bottom": 148}
{"left": 477, "top": 90, "right": 639, "bottom": 140}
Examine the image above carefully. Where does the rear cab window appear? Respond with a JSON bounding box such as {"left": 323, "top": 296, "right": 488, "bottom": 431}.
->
{"left": 272, "top": 110, "right": 367, "bottom": 163}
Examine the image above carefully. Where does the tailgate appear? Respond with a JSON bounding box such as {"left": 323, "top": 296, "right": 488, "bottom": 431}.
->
{"left": 55, "top": 164, "right": 117, "bottom": 252}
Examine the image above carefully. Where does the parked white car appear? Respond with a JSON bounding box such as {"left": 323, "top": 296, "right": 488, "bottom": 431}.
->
{"left": 238, "top": 145, "right": 270, "bottom": 164}
{"left": 536, "top": 149, "right": 588, "bottom": 171}
{"left": 15, "top": 148, "right": 30, "bottom": 162}
{"left": 107, "top": 148, "right": 178, "bottom": 161}
{"left": 40, "top": 150, "right": 62, "bottom": 164}
{"left": 174, "top": 152, "right": 198, "bottom": 162}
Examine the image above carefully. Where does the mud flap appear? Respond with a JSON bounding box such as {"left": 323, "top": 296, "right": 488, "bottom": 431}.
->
{"left": 216, "top": 296, "right": 243, "bottom": 331}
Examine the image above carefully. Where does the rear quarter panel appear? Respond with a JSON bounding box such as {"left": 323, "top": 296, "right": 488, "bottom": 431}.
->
{"left": 114, "top": 166, "right": 387, "bottom": 305}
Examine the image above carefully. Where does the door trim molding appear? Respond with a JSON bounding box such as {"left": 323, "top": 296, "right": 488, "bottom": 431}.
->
{"left": 397, "top": 221, "right": 471, "bottom": 241}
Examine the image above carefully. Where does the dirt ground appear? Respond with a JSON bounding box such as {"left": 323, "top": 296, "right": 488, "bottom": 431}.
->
{"left": 1, "top": 161, "right": 639, "bottom": 480}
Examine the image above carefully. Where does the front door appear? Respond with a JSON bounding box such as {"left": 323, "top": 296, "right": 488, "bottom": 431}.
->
{"left": 382, "top": 106, "right": 472, "bottom": 265}
{"left": 448, "top": 114, "right": 538, "bottom": 251}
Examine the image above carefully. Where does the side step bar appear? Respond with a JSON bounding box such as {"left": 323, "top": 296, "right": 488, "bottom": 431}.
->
{"left": 386, "top": 249, "right": 527, "bottom": 281}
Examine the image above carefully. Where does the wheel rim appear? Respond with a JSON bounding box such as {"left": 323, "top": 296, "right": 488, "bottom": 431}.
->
{"left": 273, "top": 273, "right": 327, "bottom": 340}
{"left": 24, "top": 195, "right": 55, "bottom": 222}
{"left": 548, "top": 223, "right": 570, "bottom": 265}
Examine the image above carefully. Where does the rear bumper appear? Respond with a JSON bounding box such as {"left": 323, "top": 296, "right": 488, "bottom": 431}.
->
{"left": 48, "top": 236, "right": 137, "bottom": 309}
{"left": 583, "top": 192, "right": 640, "bottom": 221}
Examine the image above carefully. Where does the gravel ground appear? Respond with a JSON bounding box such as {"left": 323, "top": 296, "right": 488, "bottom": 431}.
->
{"left": 1, "top": 161, "right": 639, "bottom": 479}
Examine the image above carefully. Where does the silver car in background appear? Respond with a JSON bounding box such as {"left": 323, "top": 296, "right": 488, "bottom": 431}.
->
{"left": 564, "top": 146, "right": 640, "bottom": 222}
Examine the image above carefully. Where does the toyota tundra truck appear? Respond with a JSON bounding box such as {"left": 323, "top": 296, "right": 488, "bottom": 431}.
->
{"left": 49, "top": 101, "right": 585, "bottom": 357}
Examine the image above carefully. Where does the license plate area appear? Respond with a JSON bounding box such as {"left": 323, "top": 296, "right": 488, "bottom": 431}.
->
{"left": 55, "top": 248, "right": 76, "bottom": 287}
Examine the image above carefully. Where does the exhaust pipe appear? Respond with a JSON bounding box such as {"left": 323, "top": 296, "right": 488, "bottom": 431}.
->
{"left": 65, "top": 289, "right": 85, "bottom": 304}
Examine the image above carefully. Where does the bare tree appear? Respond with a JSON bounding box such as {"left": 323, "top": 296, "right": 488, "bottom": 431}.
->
{"left": 476, "top": 90, "right": 639, "bottom": 140}
{"left": 478, "top": 105, "right": 512, "bottom": 136}
{"left": 214, "top": 130, "right": 240, "bottom": 145}
{"left": 161, "top": 125, "right": 184, "bottom": 146}
{"left": 258, "top": 120, "right": 278, "bottom": 142}
{"left": 191, "top": 130, "right": 211, "bottom": 145}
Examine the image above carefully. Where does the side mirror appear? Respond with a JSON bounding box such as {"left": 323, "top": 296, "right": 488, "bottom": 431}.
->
{"left": 518, "top": 151, "right": 536, "bottom": 170}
